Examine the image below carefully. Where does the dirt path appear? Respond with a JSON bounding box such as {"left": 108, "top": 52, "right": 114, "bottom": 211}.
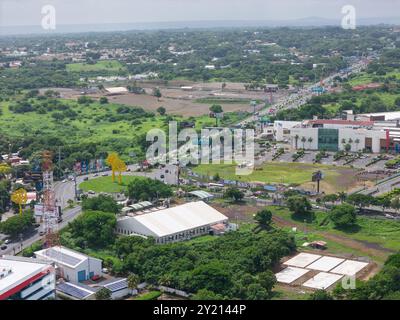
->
{"left": 272, "top": 215, "right": 394, "bottom": 260}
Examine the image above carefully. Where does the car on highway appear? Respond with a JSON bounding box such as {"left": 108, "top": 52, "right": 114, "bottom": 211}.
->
{"left": 88, "top": 190, "right": 95, "bottom": 195}
{"left": 62, "top": 179, "right": 67, "bottom": 183}
{"left": 1, "top": 245, "right": 7, "bottom": 250}
{"left": 83, "top": 177, "right": 89, "bottom": 181}
{"left": 39, "top": 231, "right": 45, "bottom": 236}
{"left": 102, "top": 173, "right": 108, "bottom": 177}
{"left": 93, "top": 173, "right": 99, "bottom": 177}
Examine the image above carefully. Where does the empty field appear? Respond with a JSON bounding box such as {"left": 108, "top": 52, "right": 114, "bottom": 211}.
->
{"left": 108, "top": 92, "right": 254, "bottom": 117}
{"left": 192, "top": 162, "right": 363, "bottom": 192}
{"left": 79, "top": 176, "right": 146, "bottom": 193}
{"left": 66, "top": 60, "right": 126, "bottom": 72}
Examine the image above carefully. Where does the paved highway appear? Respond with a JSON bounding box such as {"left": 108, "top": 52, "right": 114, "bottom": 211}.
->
{"left": 239, "top": 59, "right": 370, "bottom": 126}
{"left": 0, "top": 206, "right": 82, "bottom": 256}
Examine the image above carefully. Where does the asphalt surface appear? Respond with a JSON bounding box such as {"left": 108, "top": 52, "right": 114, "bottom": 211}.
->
{"left": 239, "top": 58, "right": 370, "bottom": 126}
{"left": 0, "top": 206, "right": 82, "bottom": 256}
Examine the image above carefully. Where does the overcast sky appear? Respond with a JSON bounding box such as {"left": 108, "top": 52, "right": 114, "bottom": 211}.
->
{"left": 0, "top": 0, "right": 399, "bottom": 26}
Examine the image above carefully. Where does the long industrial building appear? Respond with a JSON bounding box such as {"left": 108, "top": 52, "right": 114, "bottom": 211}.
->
{"left": 0, "top": 256, "right": 56, "bottom": 300}
{"left": 116, "top": 201, "right": 229, "bottom": 244}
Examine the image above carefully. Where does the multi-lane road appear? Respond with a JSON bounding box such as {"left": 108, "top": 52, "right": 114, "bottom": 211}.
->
{"left": 239, "top": 58, "right": 371, "bottom": 126}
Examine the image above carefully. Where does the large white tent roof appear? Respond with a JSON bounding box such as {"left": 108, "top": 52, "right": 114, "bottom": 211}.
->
{"left": 127, "top": 201, "right": 228, "bottom": 237}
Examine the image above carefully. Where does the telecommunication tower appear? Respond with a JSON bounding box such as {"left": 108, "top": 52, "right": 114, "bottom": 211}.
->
{"left": 42, "top": 150, "right": 60, "bottom": 248}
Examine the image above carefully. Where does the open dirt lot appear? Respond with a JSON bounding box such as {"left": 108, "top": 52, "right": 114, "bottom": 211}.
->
{"left": 42, "top": 81, "right": 286, "bottom": 116}
{"left": 108, "top": 93, "right": 252, "bottom": 116}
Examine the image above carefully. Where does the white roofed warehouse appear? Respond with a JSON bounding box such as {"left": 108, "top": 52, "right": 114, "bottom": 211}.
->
{"left": 34, "top": 246, "right": 102, "bottom": 284}
{"left": 116, "top": 201, "right": 229, "bottom": 244}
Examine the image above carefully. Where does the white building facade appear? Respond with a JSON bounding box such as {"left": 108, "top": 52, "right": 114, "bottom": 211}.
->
{"left": 35, "top": 246, "right": 102, "bottom": 284}
{"left": 289, "top": 120, "right": 387, "bottom": 153}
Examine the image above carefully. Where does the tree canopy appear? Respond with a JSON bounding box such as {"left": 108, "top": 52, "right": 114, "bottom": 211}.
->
{"left": 66, "top": 210, "right": 117, "bottom": 248}
{"left": 127, "top": 177, "right": 173, "bottom": 202}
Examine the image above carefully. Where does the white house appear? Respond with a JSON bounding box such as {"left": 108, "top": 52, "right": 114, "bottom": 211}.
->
{"left": 35, "top": 246, "right": 102, "bottom": 284}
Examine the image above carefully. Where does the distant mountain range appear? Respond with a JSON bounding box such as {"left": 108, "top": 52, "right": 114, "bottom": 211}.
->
{"left": 1, "top": 16, "right": 400, "bottom": 36}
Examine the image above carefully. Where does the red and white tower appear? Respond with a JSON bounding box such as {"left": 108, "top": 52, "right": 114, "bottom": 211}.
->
{"left": 42, "top": 151, "right": 60, "bottom": 248}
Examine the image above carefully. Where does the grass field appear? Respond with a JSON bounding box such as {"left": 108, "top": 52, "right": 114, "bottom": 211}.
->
{"left": 133, "top": 291, "right": 162, "bottom": 300}
{"left": 66, "top": 60, "right": 126, "bottom": 72}
{"left": 79, "top": 175, "right": 146, "bottom": 193}
{"left": 348, "top": 70, "right": 400, "bottom": 86}
{"left": 192, "top": 162, "right": 360, "bottom": 191}
{"left": 269, "top": 206, "right": 400, "bottom": 254}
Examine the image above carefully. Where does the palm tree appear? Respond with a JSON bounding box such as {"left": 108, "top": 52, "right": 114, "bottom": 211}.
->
{"left": 294, "top": 134, "right": 299, "bottom": 149}
{"left": 308, "top": 137, "right": 313, "bottom": 149}
{"left": 337, "top": 191, "right": 347, "bottom": 203}
{"left": 355, "top": 138, "right": 360, "bottom": 151}
{"left": 301, "top": 137, "right": 307, "bottom": 149}
{"left": 391, "top": 197, "right": 400, "bottom": 214}
{"left": 127, "top": 273, "right": 140, "bottom": 291}
{"left": 348, "top": 138, "right": 353, "bottom": 151}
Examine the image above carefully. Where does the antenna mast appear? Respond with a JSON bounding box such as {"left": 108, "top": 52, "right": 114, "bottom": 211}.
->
{"left": 42, "top": 150, "right": 60, "bottom": 248}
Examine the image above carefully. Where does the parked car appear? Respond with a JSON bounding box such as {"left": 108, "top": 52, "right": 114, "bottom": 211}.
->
{"left": 83, "top": 177, "right": 89, "bottom": 181}
{"left": 91, "top": 275, "right": 101, "bottom": 281}
{"left": 39, "top": 231, "right": 45, "bottom": 236}
{"left": 1, "top": 245, "right": 8, "bottom": 250}
{"left": 4, "top": 239, "right": 11, "bottom": 244}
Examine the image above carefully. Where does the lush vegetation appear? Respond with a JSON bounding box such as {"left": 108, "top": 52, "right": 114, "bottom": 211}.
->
{"left": 61, "top": 214, "right": 295, "bottom": 299}
{"left": 332, "top": 252, "right": 400, "bottom": 300}
{"left": 64, "top": 210, "right": 117, "bottom": 248}
{"left": 127, "top": 177, "right": 173, "bottom": 201}
{"left": 0, "top": 211, "right": 34, "bottom": 237}
{"left": 82, "top": 194, "right": 121, "bottom": 214}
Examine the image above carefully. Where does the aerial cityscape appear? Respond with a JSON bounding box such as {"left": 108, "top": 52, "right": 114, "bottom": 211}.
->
{"left": 1, "top": 0, "right": 400, "bottom": 307}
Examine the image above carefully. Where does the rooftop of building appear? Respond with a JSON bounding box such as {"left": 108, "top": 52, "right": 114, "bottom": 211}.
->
{"left": 118, "top": 201, "right": 228, "bottom": 238}
{"left": 305, "top": 119, "right": 375, "bottom": 127}
{"left": 34, "top": 246, "right": 101, "bottom": 269}
{"left": 0, "top": 256, "right": 53, "bottom": 296}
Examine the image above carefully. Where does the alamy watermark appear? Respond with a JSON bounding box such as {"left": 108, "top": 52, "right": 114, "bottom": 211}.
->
{"left": 146, "top": 122, "right": 255, "bottom": 175}
{"left": 41, "top": 4, "right": 56, "bottom": 30}
{"left": 341, "top": 5, "right": 356, "bottom": 30}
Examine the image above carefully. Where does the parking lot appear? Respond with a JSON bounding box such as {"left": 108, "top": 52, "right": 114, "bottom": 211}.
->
{"left": 255, "top": 144, "right": 391, "bottom": 172}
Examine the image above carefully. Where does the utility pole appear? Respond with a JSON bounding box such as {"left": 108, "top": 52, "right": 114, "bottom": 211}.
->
{"left": 73, "top": 173, "right": 78, "bottom": 201}
{"left": 58, "top": 146, "right": 62, "bottom": 177}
